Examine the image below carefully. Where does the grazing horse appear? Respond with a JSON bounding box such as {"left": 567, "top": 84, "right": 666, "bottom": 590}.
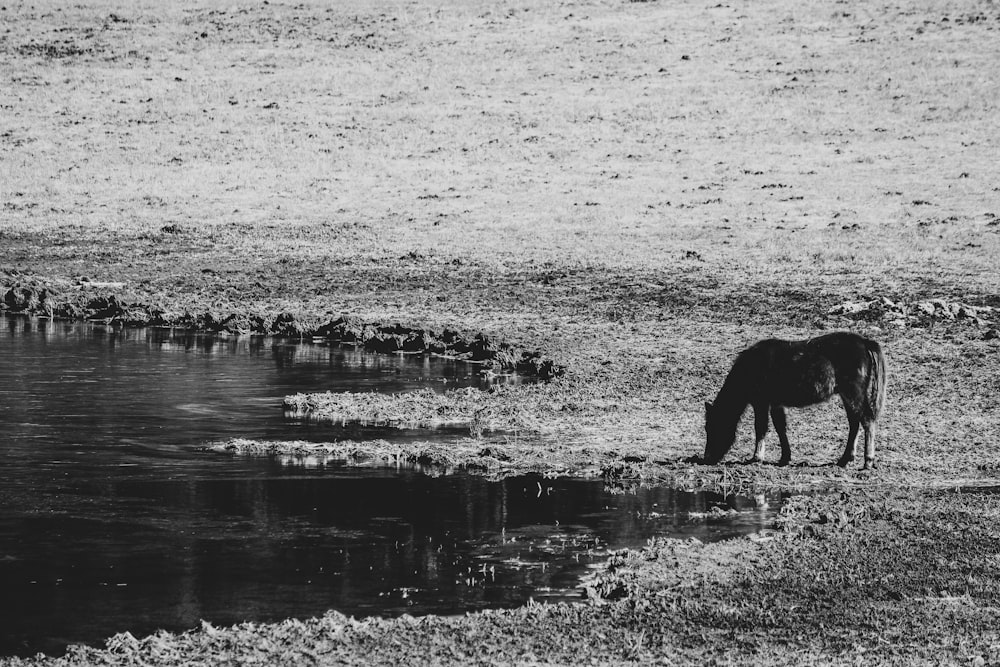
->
{"left": 703, "top": 332, "right": 886, "bottom": 469}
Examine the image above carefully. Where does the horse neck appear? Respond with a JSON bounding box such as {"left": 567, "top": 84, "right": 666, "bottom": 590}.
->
{"left": 712, "top": 380, "right": 749, "bottom": 431}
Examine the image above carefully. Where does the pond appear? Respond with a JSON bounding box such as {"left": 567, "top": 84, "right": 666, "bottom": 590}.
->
{"left": 0, "top": 316, "right": 780, "bottom": 657}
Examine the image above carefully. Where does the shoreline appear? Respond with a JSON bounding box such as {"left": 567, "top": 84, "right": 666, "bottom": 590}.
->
{"left": 0, "top": 283, "right": 562, "bottom": 378}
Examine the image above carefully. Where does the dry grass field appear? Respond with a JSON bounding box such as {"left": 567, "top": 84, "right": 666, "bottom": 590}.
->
{"left": 3, "top": 0, "right": 1000, "bottom": 663}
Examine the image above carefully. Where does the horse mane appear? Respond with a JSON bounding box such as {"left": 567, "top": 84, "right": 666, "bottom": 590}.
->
{"left": 715, "top": 344, "right": 762, "bottom": 408}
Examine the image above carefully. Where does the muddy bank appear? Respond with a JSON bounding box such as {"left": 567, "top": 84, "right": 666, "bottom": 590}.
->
{"left": 0, "top": 279, "right": 560, "bottom": 378}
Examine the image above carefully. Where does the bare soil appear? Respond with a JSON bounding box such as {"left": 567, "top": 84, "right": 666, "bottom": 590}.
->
{"left": 2, "top": 0, "right": 1000, "bottom": 664}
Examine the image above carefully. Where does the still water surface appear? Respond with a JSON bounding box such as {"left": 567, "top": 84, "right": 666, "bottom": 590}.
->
{"left": 0, "top": 316, "right": 778, "bottom": 656}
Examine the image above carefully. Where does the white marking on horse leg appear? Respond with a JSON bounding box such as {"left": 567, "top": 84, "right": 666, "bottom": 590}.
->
{"left": 770, "top": 405, "right": 791, "bottom": 466}
{"left": 752, "top": 403, "right": 769, "bottom": 462}
{"left": 862, "top": 421, "right": 876, "bottom": 469}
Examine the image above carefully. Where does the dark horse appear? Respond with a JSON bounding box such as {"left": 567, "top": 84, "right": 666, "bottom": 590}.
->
{"left": 703, "top": 332, "right": 886, "bottom": 469}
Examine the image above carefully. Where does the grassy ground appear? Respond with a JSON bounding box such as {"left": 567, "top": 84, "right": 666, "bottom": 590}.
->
{"left": 3, "top": 0, "right": 1000, "bottom": 663}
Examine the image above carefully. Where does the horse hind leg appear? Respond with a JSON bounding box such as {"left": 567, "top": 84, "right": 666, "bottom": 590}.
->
{"left": 770, "top": 405, "right": 791, "bottom": 466}
{"left": 837, "top": 413, "right": 861, "bottom": 468}
{"left": 839, "top": 388, "right": 874, "bottom": 468}
{"left": 861, "top": 419, "right": 876, "bottom": 469}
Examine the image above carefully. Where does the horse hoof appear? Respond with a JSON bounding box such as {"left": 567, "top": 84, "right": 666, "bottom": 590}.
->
{"left": 836, "top": 457, "right": 852, "bottom": 468}
{"left": 777, "top": 458, "right": 790, "bottom": 467}
{"left": 863, "top": 458, "right": 876, "bottom": 470}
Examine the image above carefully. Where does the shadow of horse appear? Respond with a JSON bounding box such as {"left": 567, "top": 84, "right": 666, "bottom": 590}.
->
{"left": 702, "top": 332, "right": 886, "bottom": 470}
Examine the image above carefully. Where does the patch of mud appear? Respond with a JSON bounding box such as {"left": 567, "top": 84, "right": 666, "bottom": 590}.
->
{"left": 942, "top": 485, "right": 1000, "bottom": 496}
{"left": 829, "top": 296, "right": 997, "bottom": 333}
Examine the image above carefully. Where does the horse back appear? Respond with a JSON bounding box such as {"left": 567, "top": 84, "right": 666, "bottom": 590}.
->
{"left": 736, "top": 332, "right": 878, "bottom": 408}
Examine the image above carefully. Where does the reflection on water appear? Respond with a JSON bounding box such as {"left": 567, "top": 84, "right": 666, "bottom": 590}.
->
{"left": 0, "top": 316, "right": 780, "bottom": 657}
{"left": 0, "top": 315, "right": 495, "bottom": 459}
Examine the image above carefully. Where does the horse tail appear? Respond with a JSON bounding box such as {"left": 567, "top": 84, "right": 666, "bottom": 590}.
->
{"left": 866, "top": 341, "right": 886, "bottom": 422}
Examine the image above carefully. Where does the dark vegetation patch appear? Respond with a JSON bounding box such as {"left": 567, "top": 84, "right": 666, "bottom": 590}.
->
{"left": 16, "top": 35, "right": 99, "bottom": 60}
{"left": 16, "top": 40, "right": 95, "bottom": 59}
{"left": 181, "top": 5, "right": 403, "bottom": 50}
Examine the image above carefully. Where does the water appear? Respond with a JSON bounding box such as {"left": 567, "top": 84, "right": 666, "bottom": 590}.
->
{"left": 0, "top": 316, "right": 779, "bottom": 657}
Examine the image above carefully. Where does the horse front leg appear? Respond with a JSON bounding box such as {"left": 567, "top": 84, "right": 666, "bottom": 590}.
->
{"left": 838, "top": 416, "right": 861, "bottom": 467}
{"left": 770, "top": 405, "right": 791, "bottom": 466}
{"left": 751, "top": 402, "right": 769, "bottom": 463}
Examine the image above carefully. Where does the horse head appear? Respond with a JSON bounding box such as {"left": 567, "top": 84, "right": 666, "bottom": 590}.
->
{"left": 702, "top": 400, "right": 735, "bottom": 464}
